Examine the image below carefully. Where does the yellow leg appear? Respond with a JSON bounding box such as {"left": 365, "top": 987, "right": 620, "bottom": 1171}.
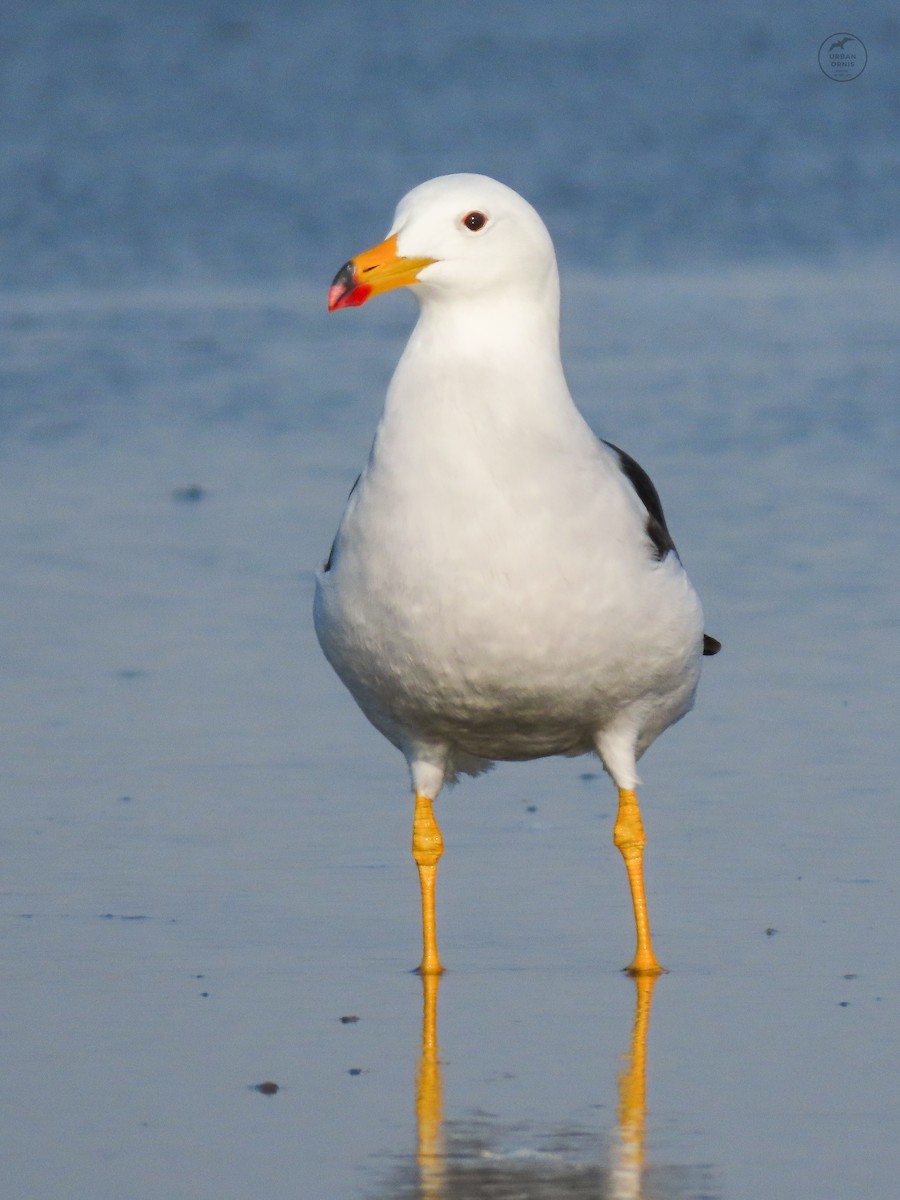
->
{"left": 412, "top": 792, "right": 444, "bottom": 975}
{"left": 614, "top": 788, "right": 665, "bottom": 976}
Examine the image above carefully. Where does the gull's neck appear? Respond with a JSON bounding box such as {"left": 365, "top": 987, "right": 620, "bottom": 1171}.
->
{"left": 386, "top": 283, "right": 571, "bottom": 424}
{"left": 365, "top": 275, "right": 598, "bottom": 498}
{"left": 414, "top": 275, "right": 560, "bottom": 358}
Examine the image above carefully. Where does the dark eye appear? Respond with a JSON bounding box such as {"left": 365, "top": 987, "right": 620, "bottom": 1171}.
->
{"left": 462, "top": 211, "right": 487, "bottom": 232}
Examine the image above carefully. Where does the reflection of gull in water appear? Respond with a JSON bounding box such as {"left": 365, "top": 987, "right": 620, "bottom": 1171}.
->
{"left": 393, "top": 973, "right": 717, "bottom": 1199}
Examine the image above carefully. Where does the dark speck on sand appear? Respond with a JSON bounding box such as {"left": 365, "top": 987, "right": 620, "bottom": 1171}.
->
{"left": 172, "top": 484, "right": 206, "bottom": 503}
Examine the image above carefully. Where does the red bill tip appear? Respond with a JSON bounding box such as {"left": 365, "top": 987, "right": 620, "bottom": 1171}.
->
{"left": 328, "top": 280, "right": 372, "bottom": 311}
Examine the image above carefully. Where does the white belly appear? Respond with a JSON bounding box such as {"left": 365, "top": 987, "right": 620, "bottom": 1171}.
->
{"left": 314, "top": 452, "right": 703, "bottom": 769}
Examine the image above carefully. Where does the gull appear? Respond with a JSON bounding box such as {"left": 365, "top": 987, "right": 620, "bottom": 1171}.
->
{"left": 315, "top": 174, "right": 720, "bottom": 976}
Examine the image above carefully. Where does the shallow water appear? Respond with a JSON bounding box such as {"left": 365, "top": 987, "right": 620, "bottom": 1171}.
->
{"left": 2, "top": 4, "right": 900, "bottom": 1199}
{"left": 3, "top": 261, "right": 898, "bottom": 1200}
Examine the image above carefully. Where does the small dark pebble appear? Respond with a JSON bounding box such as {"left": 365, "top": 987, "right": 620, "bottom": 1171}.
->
{"left": 838, "top": 1001, "right": 850, "bottom": 1008}
{"left": 348, "top": 1068, "right": 363, "bottom": 1076}
{"left": 765, "top": 927, "right": 778, "bottom": 937}
{"left": 525, "top": 805, "right": 538, "bottom": 813}
{"left": 255, "top": 1081, "right": 279, "bottom": 1095}
{"left": 199, "top": 991, "right": 209, "bottom": 998}
{"left": 579, "top": 772, "right": 600, "bottom": 781}
{"left": 340, "top": 1015, "right": 359, "bottom": 1024}
{"left": 172, "top": 484, "right": 205, "bottom": 503}
{"left": 117, "top": 795, "right": 132, "bottom": 803}
{"left": 843, "top": 973, "right": 858, "bottom": 980}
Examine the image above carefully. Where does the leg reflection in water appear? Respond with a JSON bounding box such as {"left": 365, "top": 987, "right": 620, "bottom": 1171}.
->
{"left": 415, "top": 970, "right": 446, "bottom": 1200}
{"left": 412, "top": 972, "right": 660, "bottom": 1200}
{"left": 611, "top": 973, "right": 659, "bottom": 1200}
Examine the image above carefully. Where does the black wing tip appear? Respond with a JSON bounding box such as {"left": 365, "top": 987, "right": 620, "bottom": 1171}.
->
{"left": 602, "top": 440, "right": 677, "bottom": 562}
{"left": 322, "top": 473, "right": 362, "bottom": 574}
{"left": 603, "top": 442, "right": 718, "bottom": 654}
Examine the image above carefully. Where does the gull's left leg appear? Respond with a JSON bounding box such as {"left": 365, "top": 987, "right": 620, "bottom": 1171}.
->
{"left": 614, "top": 787, "right": 664, "bottom": 976}
{"left": 412, "top": 792, "right": 444, "bottom": 975}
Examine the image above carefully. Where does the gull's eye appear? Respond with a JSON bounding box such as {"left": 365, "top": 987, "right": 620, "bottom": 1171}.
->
{"left": 462, "top": 211, "right": 487, "bottom": 232}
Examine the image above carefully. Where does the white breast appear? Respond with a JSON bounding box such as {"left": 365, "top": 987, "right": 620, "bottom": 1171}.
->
{"left": 314, "top": 326, "right": 703, "bottom": 772}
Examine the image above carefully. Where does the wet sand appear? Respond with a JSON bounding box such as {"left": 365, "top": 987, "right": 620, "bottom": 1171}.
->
{"left": 2, "top": 262, "right": 898, "bottom": 1198}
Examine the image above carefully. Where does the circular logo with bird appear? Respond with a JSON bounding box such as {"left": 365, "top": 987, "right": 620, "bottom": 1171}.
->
{"left": 818, "top": 33, "right": 867, "bottom": 81}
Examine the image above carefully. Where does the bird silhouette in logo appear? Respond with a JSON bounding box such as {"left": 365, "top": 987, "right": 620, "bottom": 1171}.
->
{"left": 828, "top": 36, "right": 855, "bottom": 51}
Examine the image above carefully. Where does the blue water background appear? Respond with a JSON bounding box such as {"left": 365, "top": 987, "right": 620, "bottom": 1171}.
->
{"left": 2, "top": 1, "right": 899, "bottom": 292}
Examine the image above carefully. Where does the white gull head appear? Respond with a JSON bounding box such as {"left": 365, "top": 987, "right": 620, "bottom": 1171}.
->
{"left": 390, "top": 173, "right": 559, "bottom": 305}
